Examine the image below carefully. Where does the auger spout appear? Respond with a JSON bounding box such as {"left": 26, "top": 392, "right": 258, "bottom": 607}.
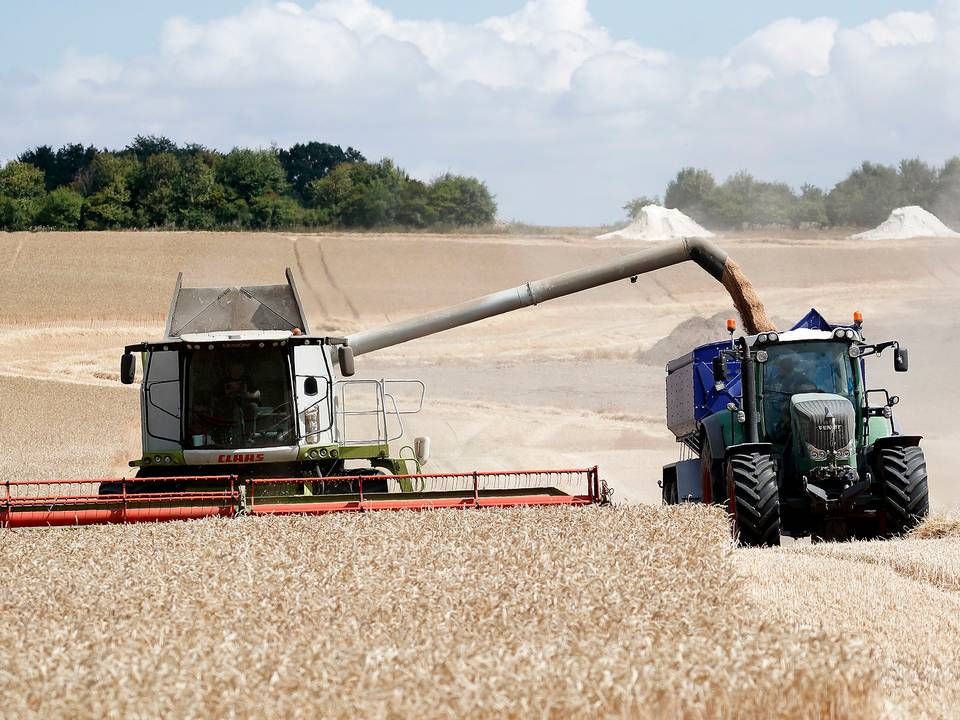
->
{"left": 345, "top": 237, "right": 773, "bottom": 357}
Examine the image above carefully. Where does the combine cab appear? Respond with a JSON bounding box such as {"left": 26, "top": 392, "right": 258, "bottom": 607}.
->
{"left": 661, "top": 310, "right": 929, "bottom": 545}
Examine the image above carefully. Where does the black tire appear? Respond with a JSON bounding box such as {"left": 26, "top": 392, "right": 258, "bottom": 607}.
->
{"left": 725, "top": 452, "right": 781, "bottom": 547}
{"left": 661, "top": 473, "right": 678, "bottom": 505}
{"left": 877, "top": 446, "right": 929, "bottom": 536}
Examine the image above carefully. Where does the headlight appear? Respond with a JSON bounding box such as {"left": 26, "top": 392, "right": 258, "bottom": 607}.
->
{"left": 848, "top": 344, "right": 862, "bottom": 358}
{"left": 835, "top": 440, "right": 854, "bottom": 460}
{"left": 768, "top": 332, "right": 779, "bottom": 343}
{"left": 756, "top": 350, "right": 769, "bottom": 362}
{"left": 758, "top": 333, "right": 769, "bottom": 343}
{"left": 845, "top": 329, "right": 855, "bottom": 340}
{"left": 805, "top": 443, "right": 828, "bottom": 462}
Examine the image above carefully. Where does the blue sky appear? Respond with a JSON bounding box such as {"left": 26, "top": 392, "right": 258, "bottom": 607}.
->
{"left": 2, "top": 1, "right": 932, "bottom": 69}
{"left": 0, "top": 1, "right": 955, "bottom": 224}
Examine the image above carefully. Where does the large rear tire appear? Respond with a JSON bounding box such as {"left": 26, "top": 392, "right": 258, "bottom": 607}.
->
{"left": 877, "top": 446, "right": 929, "bottom": 536}
{"left": 725, "top": 452, "right": 781, "bottom": 547}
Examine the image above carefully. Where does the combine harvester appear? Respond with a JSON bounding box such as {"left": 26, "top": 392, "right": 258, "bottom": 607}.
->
{"left": 661, "top": 311, "right": 928, "bottom": 545}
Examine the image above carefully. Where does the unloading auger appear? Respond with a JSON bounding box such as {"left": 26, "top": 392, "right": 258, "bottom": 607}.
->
{"left": 3, "top": 238, "right": 771, "bottom": 528}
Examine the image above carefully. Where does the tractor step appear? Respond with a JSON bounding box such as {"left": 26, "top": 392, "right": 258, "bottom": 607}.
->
{"left": 1, "top": 468, "right": 607, "bottom": 528}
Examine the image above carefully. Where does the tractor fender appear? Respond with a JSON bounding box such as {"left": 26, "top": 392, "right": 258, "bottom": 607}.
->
{"left": 700, "top": 413, "right": 737, "bottom": 459}
{"left": 724, "top": 442, "right": 774, "bottom": 460}
{"left": 870, "top": 435, "right": 922, "bottom": 451}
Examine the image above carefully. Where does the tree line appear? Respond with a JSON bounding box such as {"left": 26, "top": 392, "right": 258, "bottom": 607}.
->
{"left": 625, "top": 157, "right": 960, "bottom": 230}
{"left": 0, "top": 136, "right": 497, "bottom": 231}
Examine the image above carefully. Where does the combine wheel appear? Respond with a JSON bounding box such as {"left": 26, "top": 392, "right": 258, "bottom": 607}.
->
{"left": 877, "top": 446, "right": 929, "bottom": 536}
{"left": 725, "top": 452, "right": 781, "bottom": 547}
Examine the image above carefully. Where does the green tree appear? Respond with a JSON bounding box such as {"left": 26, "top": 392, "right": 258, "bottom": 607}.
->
{"left": 826, "top": 162, "right": 901, "bottom": 227}
{"left": 174, "top": 155, "right": 223, "bottom": 229}
{"left": 216, "top": 149, "right": 288, "bottom": 202}
{"left": 932, "top": 156, "right": 960, "bottom": 228}
{"left": 428, "top": 173, "right": 497, "bottom": 226}
{"left": 0, "top": 161, "right": 46, "bottom": 230}
{"left": 21, "top": 143, "right": 97, "bottom": 190}
{"left": 704, "top": 172, "right": 754, "bottom": 229}
{"left": 125, "top": 135, "right": 180, "bottom": 161}
{"left": 278, "top": 142, "right": 365, "bottom": 198}
{"left": 664, "top": 168, "right": 716, "bottom": 219}
{"left": 37, "top": 187, "right": 83, "bottom": 229}
{"left": 307, "top": 160, "right": 407, "bottom": 228}
{"left": 747, "top": 180, "right": 796, "bottom": 227}
{"left": 18, "top": 145, "right": 58, "bottom": 190}
{"left": 132, "top": 153, "right": 181, "bottom": 227}
{"left": 622, "top": 195, "right": 661, "bottom": 219}
{"left": 250, "top": 193, "right": 303, "bottom": 229}
{"left": 395, "top": 179, "right": 436, "bottom": 227}
{"left": 53, "top": 144, "right": 97, "bottom": 189}
{"left": 80, "top": 153, "right": 137, "bottom": 229}
{"left": 897, "top": 158, "right": 937, "bottom": 208}
{"left": 791, "top": 184, "right": 828, "bottom": 228}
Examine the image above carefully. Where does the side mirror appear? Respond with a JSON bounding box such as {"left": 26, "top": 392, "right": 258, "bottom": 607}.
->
{"left": 120, "top": 353, "right": 136, "bottom": 384}
{"left": 304, "top": 376, "right": 319, "bottom": 396}
{"left": 894, "top": 347, "right": 909, "bottom": 373}
{"left": 414, "top": 436, "right": 431, "bottom": 466}
{"left": 712, "top": 356, "right": 727, "bottom": 384}
{"left": 338, "top": 345, "right": 355, "bottom": 377}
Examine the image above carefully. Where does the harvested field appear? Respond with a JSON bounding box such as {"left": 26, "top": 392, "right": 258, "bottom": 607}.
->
{"left": 0, "top": 506, "right": 886, "bottom": 719}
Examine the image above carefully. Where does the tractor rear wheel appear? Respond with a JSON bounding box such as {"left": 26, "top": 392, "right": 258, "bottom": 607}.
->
{"left": 725, "top": 452, "right": 781, "bottom": 547}
{"left": 877, "top": 446, "right": 929, "bottom": 536}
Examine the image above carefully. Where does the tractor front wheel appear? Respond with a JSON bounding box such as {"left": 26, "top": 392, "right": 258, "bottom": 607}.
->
{"left": 877, "top": 446, "right": 929, "bottom": 536}
{"left": 725, "top": 452, "right": 781, "bottom": 547}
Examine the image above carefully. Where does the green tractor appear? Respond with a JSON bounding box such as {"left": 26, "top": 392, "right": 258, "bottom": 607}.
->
{"left": 661, "top": 310, "right": 929, "bottom": 545}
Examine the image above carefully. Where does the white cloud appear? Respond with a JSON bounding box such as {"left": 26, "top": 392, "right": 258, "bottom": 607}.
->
{"left": 1, "top": 0, "right": 958, "bottom": 224}
{"left": 731, "top": 17, "right": 839, "bottom": 78}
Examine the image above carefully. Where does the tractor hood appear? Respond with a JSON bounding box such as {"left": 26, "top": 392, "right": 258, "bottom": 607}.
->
{"left": 790, "top": 393, "right": 856, "bottom": 464}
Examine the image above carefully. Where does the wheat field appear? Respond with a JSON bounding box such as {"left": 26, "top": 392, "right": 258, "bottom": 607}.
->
{"left": 0, "top": 506, "right": 896, "bottom": 719}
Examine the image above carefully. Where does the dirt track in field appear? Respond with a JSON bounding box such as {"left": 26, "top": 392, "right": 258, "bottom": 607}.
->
{"left": 1, "top": 229, "right": 959, "bottom": 716}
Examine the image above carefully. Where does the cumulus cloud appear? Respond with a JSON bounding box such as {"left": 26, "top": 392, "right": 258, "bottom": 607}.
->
{"left": 1, "top": 0, "right": 959, "bottom": 223}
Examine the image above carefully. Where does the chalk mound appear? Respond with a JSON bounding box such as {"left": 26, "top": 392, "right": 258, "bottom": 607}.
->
{"left": 598, "top": 205, "right": 714, "bottom": 242}
{"left": 635, "top": 312, "right": 730, "bottom": 366}
{"left": 850, "top": 206, "right": 960, "bottom": 240}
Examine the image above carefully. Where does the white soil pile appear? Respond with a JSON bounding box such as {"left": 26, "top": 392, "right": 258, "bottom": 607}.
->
{"left": 851, "top": 206, "right": 960, "bottom": 240}
{"left": 597, "top": 205, "right": 714, "bottom": 241}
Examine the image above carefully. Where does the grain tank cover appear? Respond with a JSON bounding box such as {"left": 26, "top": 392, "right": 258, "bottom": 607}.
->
{"left": 164, "top": 268, "right": 309, "bottom": 338}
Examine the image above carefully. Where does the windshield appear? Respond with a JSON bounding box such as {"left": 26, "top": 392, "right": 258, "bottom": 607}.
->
{"left": 185, "top": 345, "right": 295, "bottom": 449}
{"left": 761, "top": 341, "right": 856, "bottom": 442}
